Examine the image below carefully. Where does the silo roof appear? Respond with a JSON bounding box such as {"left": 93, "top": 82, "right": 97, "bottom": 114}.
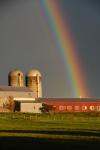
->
{"left": 26, "top": 69, "right": 41, "bottom": 77}
{"left": 9, "top": 69, "right": 23, "bottom": 76}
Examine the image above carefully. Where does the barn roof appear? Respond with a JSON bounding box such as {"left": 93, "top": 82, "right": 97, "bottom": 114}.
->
{"left": 35, "top": 98, "right": 100, "bottom": 102}
{"left": 0, "top": 85, "right": 32, "bottom": 92}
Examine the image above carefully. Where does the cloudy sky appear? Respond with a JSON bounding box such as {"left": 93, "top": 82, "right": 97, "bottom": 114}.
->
{"left": 0, "top": 0, "right": 100, "bottom": 98}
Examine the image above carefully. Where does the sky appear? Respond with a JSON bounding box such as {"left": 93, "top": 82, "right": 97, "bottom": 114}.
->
{"left": 0, "top": 0, "right": 100, "bottom": 98}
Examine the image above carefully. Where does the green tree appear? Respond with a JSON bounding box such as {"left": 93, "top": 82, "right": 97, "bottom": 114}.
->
{"left": 40, "top": 103, "right": 56, "bottom": 113}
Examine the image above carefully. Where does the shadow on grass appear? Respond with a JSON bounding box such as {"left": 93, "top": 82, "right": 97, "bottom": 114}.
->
{"left": 0, "top": 129, "right": 100, "bottom": 137}
{"left": 0, "top": 130, "right": 100, "bottom": 149}
{"left": 0, "top": 136, "right": 99, "bottom": 150}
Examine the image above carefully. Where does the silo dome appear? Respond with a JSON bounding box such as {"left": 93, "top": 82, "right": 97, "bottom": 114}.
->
{"left": 26, "top": 69, "right": 42, "bottom": 98}
{"left": 27, "top": 70, "right": 42, "bottom": 77}
{"left": 8, "top": 69, "right": 24, "bottom": 87}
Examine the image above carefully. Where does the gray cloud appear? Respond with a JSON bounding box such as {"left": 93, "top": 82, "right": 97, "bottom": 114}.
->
{"left": 0, "top": 0, "right": 100, "bottom": 97}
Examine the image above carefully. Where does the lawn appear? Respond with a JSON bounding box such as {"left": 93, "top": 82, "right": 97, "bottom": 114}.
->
{"left": 0, "top": 112, "right": 100, "bottom": 149}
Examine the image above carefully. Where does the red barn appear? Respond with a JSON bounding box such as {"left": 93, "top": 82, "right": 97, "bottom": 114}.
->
{"left": 36, "top": 98, "right": 100, "bottom": 113}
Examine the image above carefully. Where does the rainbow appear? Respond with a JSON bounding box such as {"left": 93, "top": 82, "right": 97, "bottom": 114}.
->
{"left": 38, "top": 0, "right": 89, "bottom": 97}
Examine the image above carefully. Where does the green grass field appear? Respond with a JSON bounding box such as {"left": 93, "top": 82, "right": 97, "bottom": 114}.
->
{"left": 0, "top": 112, "right": 100, "bottom": 149}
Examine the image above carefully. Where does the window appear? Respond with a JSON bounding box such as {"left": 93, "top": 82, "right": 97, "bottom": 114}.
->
{"left": 59, "top": 106, "right": 66, "bottom": 110}
{"left": 82, "top": 106, "right": 87, "bottom": 111}
{"left": 97, "top": 106, "right": 100, "bottom": 111}
{"left": 90, "top": 106, "right": 94, "bottom": 110}
{"left": 67, "top": 106, "right": 72, "bottom": 110}
{"left": 74, "top": 106, "right": 80, "bottom": 111}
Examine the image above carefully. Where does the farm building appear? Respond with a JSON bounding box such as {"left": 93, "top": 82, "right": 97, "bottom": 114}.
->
{"left": 0, "top": 85, "right": 35, "bottom": 112}
{"left": 0, "top": 68, "right": 42, "bottom": 113}
{"left": 0, "top": 68, "right": 100, "bottom": 113}
{"left": 35, "top": 98, "right": 100, "bottom": 113}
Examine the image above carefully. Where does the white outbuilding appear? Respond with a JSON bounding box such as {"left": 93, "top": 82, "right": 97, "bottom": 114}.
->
{"left": 0, "top": 85, "right": 36, "bottom": 112}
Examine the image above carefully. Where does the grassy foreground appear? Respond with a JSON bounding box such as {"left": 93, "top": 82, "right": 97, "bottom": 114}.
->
{"left": 0, "top": 112, "right": 100, "bottom": 149}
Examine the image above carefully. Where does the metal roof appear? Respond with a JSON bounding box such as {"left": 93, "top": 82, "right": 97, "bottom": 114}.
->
{"left": 9, "top": 69, "right": 23, "bottom": 76}
{"left": 26, "top": 69, "right": 41, "bottom": 77}
{"left": 35, "top": 98, "right": 100, "bottom": 102}
{"left": 0, "top": 85, "right": 32, "bottom": 92}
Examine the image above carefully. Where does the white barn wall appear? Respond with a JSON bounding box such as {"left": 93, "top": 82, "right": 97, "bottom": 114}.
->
{"left": 0, "top": 91, "right": 34, "bottom": 98}
{"left": 20, "top": 103, "right": 42, "bottom": 113}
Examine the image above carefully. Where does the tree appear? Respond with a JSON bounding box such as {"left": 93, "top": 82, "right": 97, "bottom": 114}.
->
{"left": 40, "top": 103, "right": 56, "bottom": 113}
{"left": 3, "top": 96, "right": 15, "bottom": 112}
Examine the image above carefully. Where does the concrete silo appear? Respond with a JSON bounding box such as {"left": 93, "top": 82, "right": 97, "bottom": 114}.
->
{"left": 26, "top": 69, "right": 42, "bottom": 98}
{"left": 8, "top": 69, "right": 24, "bottom": 87}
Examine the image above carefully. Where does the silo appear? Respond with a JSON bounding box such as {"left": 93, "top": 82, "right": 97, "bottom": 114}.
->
{"left": 8, "top": 69, "right": 24, "bottom": 87}
{"left": 26, "top": 69, "right": 42, "bottom": 98}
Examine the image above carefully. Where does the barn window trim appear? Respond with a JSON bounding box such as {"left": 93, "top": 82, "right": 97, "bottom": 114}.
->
{"left": 74, "top": 106, "right": 80, "bottom": 111}
{"left": 97, "top": 106, "right": 100, "bottom": 111}
{"left": 67, "top": 106, "right": 72, "bottom": 110}
{"left": 82, "top": 106, "right": 87, "bottom": 111}
{"left": 90, "top": 106, "right": 94, "bottom": 111}
{"left": 59, "top": 106, "right": 66, "bottom": 110}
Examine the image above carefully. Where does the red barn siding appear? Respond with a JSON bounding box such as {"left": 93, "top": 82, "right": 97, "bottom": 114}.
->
{"left": 44, "top": 102, "right": 100, "bottom": 112}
